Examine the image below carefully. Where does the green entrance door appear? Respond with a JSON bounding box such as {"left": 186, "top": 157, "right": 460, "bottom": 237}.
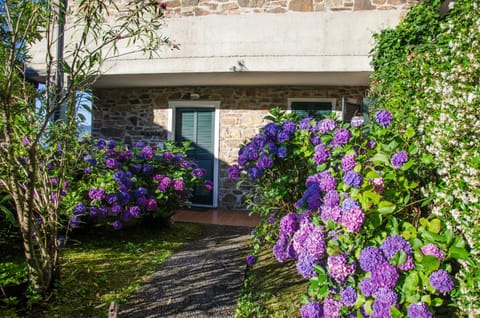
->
{"left": 175, "top": 108, "right": 215, "bottom": 206}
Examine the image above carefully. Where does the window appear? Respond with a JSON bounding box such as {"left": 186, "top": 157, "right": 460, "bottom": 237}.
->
{"left": 288, "top": 98, "right": 337, "bottom": 121}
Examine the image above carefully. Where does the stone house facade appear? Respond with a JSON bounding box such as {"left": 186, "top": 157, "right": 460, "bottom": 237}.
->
{"left": 93, "top": 86, "right": 367, "bottom": 209}
{"left": 30, "top": 0, "right": 417, "bottom": 209}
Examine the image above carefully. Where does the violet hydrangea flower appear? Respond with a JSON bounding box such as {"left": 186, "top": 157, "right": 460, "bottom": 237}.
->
{"left": 93, "top": 188, "right": 106, "bottom": 201}
{"left": 280, "top": 212, "right": 298, "bottom": 236}
{"left": 299, "top": 117, "right": 314, "bottom": 130}
{"left": 320, "top": 205, "right": 342, "bottom": 224}
{"left": 146, "top": 197, "right": 158, "bottom": 211}
{"left": 105, "top": 158, "right": 118, "bottom": 169}
{"left": 143, "top": 164, "right": 154, "bottom": 175}
{"left": 359, "top": 246, "right": 387, "bottom": 272}
{"left": 112, "top": 220, "right": 122, "bottom": 230}
{"left": 421, "top": 243, "right": 445, "bottom": 260}
{"left": 97, "top": 139, "right": 107, "bottom": 149}
{"left": 327, "top": 253, "right": 356, "bottom": 283}
{"left": 112, "top": 204, "right": 123, "bottom": 214}
{"left": 359, "top": 277, "right": 378, "bottom": 297}
{"left": 408, "top": 302, "right": 433, "bottom": 318}
{"left": 301, "top": 184, "right": 322, "bottom": 210}
{"left": 303, "top": 226, "right": 326, "bottom": 259}
{"left": 256, "top": 154, "right": 274, "bottom": 170}
{"left": 429, "top": 269, "right": 454, "bottom": 293}
{"left": 128, "top": 205, "right": 140, "bottom": 218}
{"left": 310, "top": 135, "right": 321, "bottom": 145}
{"left": 324, "top": 190, "right": 340, "bottom": 207}
{"left": 69, "top": 216, "right": 81, "bottom": 228}
{"left": 399, "top": 255, "right": 415, "bottom": 271}
{"left": 282, "top": 120, "right": 297, "bottom": 135}
{"left": 134, "top": 187, "right": 148, "bottom": 198}
{"left": 73, "top": 203, "right": 86, "bottom": 215}
{"left": 371, "top": 262, "right": 399, "bottom": 289}
{"left": 317, "top": 118, "right": 337, "bottom": 133}
{"left": 141, "top": 146, "right": 155, "bottom": 159}
{"left": 246, "top": 255, "right": 257, "bottom": 266}
{"left": 380, "top": 235, "right": 413, "bottom": 260}
{"left": 162, "top": 152, "right": 174, "bottom": 161}
{"left": 372, "top": 299, "right": 394, "bottom": 318}
{"left": 332, "top": 128, "right": 352, "bottom": 146}
{"left": 106, "top": 193, "right": 118, "bottom": 205}
{"left": 375, "top": 109, "right": 393, "bottom": 127}
{"left": 273, "top": 235, "right": 289, "bottom": 263}
{"left": 264, "top": 122, "right": 280, "bottom": 137}
{"left": 107, "top": 139, "right": 116, "bottom": 149}
{"left": 341, "top": 286, "right": 357, "bottom": 306}
{"left": 323, "top": 297, "right": 343, "bottom": 318}
{"left": 192, "top": 168, "right": 206, "bottom": 178}
{"left": 173, "top": 179, "right": 185, "bottom": 191}
{"left": 313, "top": 145, "right": 331, "bottom": 165}
{"left": 341, "top": 155, "right": 356, "bottom": 172}
{"left": 296, "top": 254, "right": 318, "bottom": 278}
{"left": 341, "top": 206, "right": 365, "bottom": 232}
{"left": 391, "top": 151, "right": 408, "bottom": 169}
{"left": 374, "top": 287, "right": 398, "bottom": 306}
{"left": 277, "top": 146, "right": 288, "bottom": 158}
{"left": 370, "top": 177, "right": 384, "bottom": 193}
{"left": 204, "top": 180, "right": 214, "bottom": 191}
{"left": 287, "top": 241, "right": 298, "bottom": 259}
{"left": 342, "top": 198, "right": 360, "bottom": 212}
{"left": 249, "top": 166, "right": 263, "bottom": 179}
{"left": 253, "top": 134, "right": 267, "bottom": 148}
{"left": 292, "top": 221, "right": 314, "bottom": 256}
{"left": 343, "top": 170, "right": 363, "bottom": 188}
{"left": 118, "top": 191, "right": 130, "bottom": 204}
{"left": 98, "top": 206, "right": 108, "bottom": 217}
{"left": 317, "top": 171, "right": 337, "bottom": 192}
{"left": 351, "top": 116, "right": 364, "bottom": 127}
{"left": 228, "top": 164, "right": 241, "bottom": 180}
{"left": 301, "top": 302, "right": 324, "bottom": 318}
{"left": 277, "top": 130, "right": 292, "bottom": 143}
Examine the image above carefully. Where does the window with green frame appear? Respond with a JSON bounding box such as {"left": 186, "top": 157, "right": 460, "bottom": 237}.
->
{"left": 289, "top": 98, "right": 336, "bottom": 121}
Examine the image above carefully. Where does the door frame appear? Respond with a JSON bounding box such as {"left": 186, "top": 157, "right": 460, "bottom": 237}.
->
{"left": 168, "top": 100, "right": 220, "bottom": 208}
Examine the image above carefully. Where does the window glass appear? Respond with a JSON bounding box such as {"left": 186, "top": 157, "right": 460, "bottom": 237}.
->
{"left": 290, "top": 101, "right": 333, "bottom": 120}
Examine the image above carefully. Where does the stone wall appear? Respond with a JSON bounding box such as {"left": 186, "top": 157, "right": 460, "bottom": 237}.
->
{"left": 92, "top": 86, "right": 367, "bottom": 209}
{"left": 162, "top": 0, "right": 417, "bottom": 16}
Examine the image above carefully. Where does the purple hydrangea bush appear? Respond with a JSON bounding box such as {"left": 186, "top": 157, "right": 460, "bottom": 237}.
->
{"left": 231, "top": 108, "right": 467, "bottom": 317}
{"left": 66, "top": 139, "right": 210, "bottom": 230}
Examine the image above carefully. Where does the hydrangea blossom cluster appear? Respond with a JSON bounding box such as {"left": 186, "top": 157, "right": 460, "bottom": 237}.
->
{"left": 391, "top": 150, "right": 409, "bottom": 169}
{"left": 70, "top": 139, "right": 210, "bottom": 229}
{"left": 301, "top": 301, "right": 324, "bottom": 318}
{"left": 359, "top": 236, "right": 413, "bottom": 294}
{"left": 375, "top": 109, "right": 393, "bottom": 127}
{"left": 421, "top": 243, "right": 445, "bottom": 260}
{"left": 234, "top": 120, "right": 298, "bottom": 181}
{"left": 429, "top": 269, "right": 454, "bottom": 294}
{"left": 232, "top": 109, "right": 458, "bottom": 317}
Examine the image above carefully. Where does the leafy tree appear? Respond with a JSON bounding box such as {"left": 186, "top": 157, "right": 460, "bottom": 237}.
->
{"left": 0, "top": 0, "right": 172, "bottom": 297}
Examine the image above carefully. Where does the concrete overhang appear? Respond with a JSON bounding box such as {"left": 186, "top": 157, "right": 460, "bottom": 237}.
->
{"left": 92, "top": 71, "right": 371, "bottom": 88}
{"left": 28, "top": 10, "right": 402, "bottom": 88}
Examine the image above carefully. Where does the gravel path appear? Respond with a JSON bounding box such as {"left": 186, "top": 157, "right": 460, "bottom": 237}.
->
{"left": 119, "top": 224, "right": 250, "bottom": 318}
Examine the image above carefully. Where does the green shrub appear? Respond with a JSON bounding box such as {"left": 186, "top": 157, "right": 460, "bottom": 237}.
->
{"left": 370, "top": 0, "right": 480, "bottom": 315}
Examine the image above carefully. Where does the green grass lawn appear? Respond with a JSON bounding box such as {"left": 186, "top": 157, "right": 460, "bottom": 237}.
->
{"left": 235, "top": 244, "right": 308, "bottom": 318}
{"left": 1, "top": 222, "right": 205, "bottom": 318}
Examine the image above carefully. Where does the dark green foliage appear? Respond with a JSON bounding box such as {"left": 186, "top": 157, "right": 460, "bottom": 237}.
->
{"left": 369, "top": 0, "right": 480, "bottom": 315}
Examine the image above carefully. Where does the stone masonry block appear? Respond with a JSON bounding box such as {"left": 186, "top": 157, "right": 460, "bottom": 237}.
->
{"left": 288, "top": 0, "right": 314, "bottom": 11}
